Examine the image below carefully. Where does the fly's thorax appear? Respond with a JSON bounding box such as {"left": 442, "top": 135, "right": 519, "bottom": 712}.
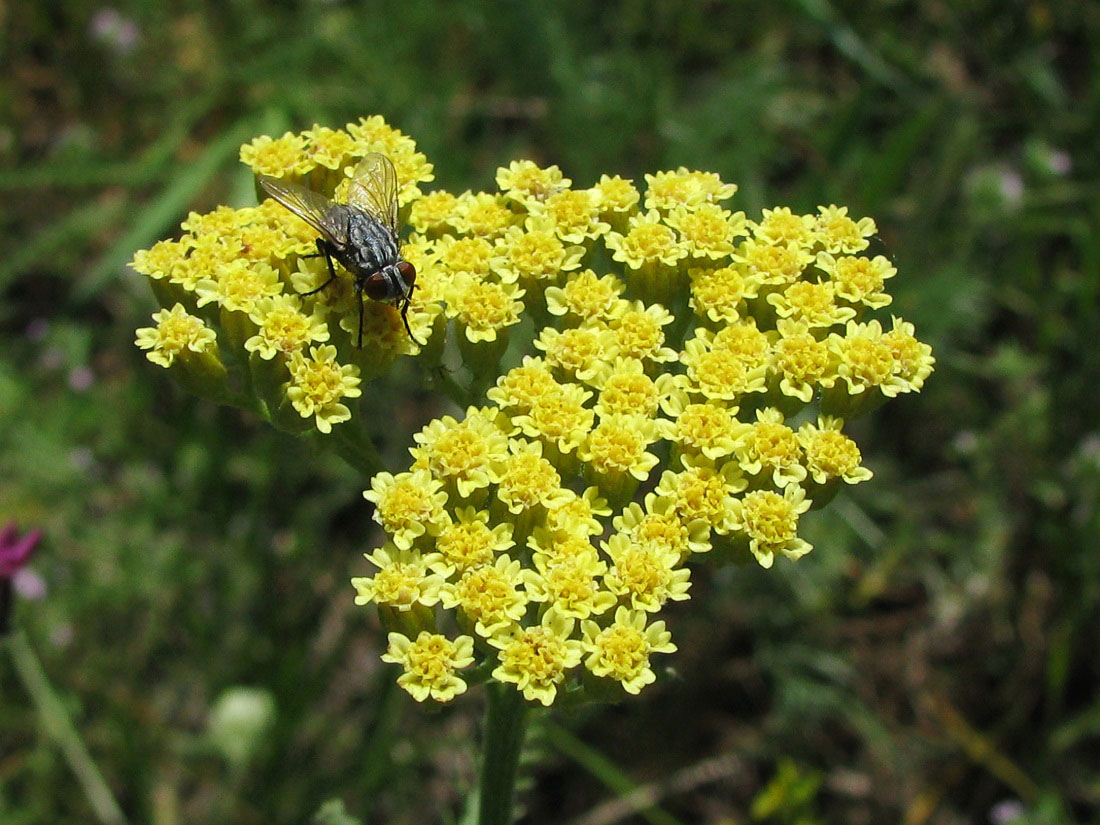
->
{"left": 346, "top": 209, "right": 400, "bottom": 275}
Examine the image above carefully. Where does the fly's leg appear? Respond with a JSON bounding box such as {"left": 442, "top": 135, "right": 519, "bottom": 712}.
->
{"left": 400, "top": 290, "right": 422, "bottom": 345}
{"left": 356, "top": 284, "right": 365, "bottom": 349}
{"left": 302, "top": 238, "right": 339, "bottom": 296}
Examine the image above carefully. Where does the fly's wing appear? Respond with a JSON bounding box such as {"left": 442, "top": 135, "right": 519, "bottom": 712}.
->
{"left": 257, "top": 175, "right": 348, "bottom": 246}
{"left": 346, "top": 153, "right": 399, "bottom": 236}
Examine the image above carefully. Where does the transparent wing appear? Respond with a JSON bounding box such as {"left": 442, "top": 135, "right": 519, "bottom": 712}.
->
{"left": 257, "top": 175, "right": 348, "bottom": 246}
{"left": 346, "top": 153, "right": 399, "bottom": 235}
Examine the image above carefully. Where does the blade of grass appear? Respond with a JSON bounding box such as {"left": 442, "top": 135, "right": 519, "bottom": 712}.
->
{"left": 0, "top": 193, "right": 127, "bottom": 294}
{"left": 0, "top": 93, "right": 219, "bottom": 191}
{"left": 788, "top": 0, "right": 917, "bottom": 96}
{"left": 542, "top": 720, "right": 686, "bottom": 825}
{"left": 5, "top": 631, "right": 128, "bottom": 825}
{"left": 73, "top": 118, "right": 256, "bottom": 302}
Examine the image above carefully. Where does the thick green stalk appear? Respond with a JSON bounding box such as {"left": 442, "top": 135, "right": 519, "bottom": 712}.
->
{"left": 477, "top": 682, "right": 529, "bottom": 825}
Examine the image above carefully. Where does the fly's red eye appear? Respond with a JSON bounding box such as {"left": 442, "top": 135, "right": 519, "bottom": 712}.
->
{"left": 362, "top": 274, "right": 390, "bottom": 301}
{"left": 396, "top": 260, "right": 416, "bottom": 289}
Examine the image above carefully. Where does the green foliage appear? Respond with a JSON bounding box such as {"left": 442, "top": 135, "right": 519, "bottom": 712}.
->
{"left": 2, "top": 1, "right": 1099, "bottom": 824}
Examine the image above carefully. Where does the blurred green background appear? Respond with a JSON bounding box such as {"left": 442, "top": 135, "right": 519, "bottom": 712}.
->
{"left": 2, "top": 1, "right": 1099, "bottom": 823}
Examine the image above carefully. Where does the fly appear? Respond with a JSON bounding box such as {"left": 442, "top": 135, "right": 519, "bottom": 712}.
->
{"left": 257, "top": 153, "right": 419, "bottom": 347}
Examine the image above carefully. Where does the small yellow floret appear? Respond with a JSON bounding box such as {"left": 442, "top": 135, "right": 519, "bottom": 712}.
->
{"left": 135, "top": 304, "right": 217, "bottom": 368}
{"left": 382, "top": 632, "right": 475, "bottom": 703}
{"left": 285, "top": 344, "right": 362, "bottom": 433}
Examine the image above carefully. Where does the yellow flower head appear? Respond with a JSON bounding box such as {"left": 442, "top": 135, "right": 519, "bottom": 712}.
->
{"left": 592, "top": 357, "right": 676, "bottom": 419}
{"left": 581, "top": 607, "right": 676, "bottom": 694}
{"left": 709, "top": 320, "right": 772, "bottom": 367}
{"left": 436, "top": 235, "right": 495, "bottom": 279}
{"left": 489, "top": 610, "right": 584, "bottom": 706}
{"left": 487, "top": 357, "right": 560, "bottom": 414}
{"left": 734, "top": 239, "right": 815, "bottom": 286}
{"left": 445, "top": 275, "right": 525, "bottom": 343}
{"left": 543, "top": 487, "right": 612, "bottom": 538}
{"left": 303, "top": 124, "right": 358, "bottom": 171}
{"left": 815, "top": 205, "right": 877, "bottom": 254}
{"left": 767, "top": 279, "right": 856, "bottom": 329}
{"left": 194, "top": 260, "right": 283, "bottom": 314}
{"left": 733, "top": 486, "right": 813, "bottom": 569}
{"left": 655, "top": 455, "right": 745, "bottom": 534}
{"left": 601, "top": 533, "right": 691, "bottom": 613}
{"left": 660, "top": 391, "right": 748, "bottom": 461}
{"left": 830, "top": 320, "right": 908, "bottom": 397}
{"left": 644, "top": 167, "right": 736, "bottom": 211}
{"left": 604, "top": 210, "right": 688, "bottom": 270}
{"left": 135, "top": 304, "right": 217, "bottom": 368}
{"left": 385, "top": 144, "right": 436, "bottom": 206}
{"left": 364, "top": 469, "right": 450, "bottom": 550}
{"left": 239, "top": 131, "right": 313, "bottom": 178}
{"left": 523, "top": 552, "right": 615, "bottom": 620}
{"left": 382, "top": 632, "right": 475, "bottom": 703}
{"left": 592, "top": 174, "right": 640, "bottom": 215}
{"left": 491, "top": 221, "right": 585, "bottom": 284}
{"left": 245, "top": 295, "right": 329, "bottom": 359}
{"left": 613, "top": 493, "right": 712, "bottom": 557}
{"left": 751, "top": 207, "right": 817, "bottom": 248}
{"left": 352, "top": 544, "right": 445, "bottom": 611}
{"left": 451, "top": 191, "right": 517, "bottom": 238}
{"left": 527, "top": 530, "right": 602, "bottom": 566}
{"left": 130, "top": 238, "right": 189, "bottom": 281}
{"left": 770, "top": 320, "right": 834, "bottom": 403}
{"left": 433, "top": 507, "right": 515, "bottom": 576}
{"left": 441, "top": 555, "right": 528, "bottom": 637}
{"left": 285, "top": 344, "right": 362, "bottom": 433}
{"left": 512, "top": 383, "right": 595, "bottom": 456}
{"left": 798, "top": 416, "right": 873, "bottom": 485}
{"left": 544, "top": 270, "right": 625, "bottom": 323}
{"left": 817, "top": 252, "right": 895, "bottom": 309}
{"left": 181, "top": 205, "right": 248, "bottom": 238}
{"left": 681, "top": 330, "right": 769, "bottom": 401}
{"left": 411, "top": 406, "right": 509, "bottom": 498}
{"left": 496, "top": 160, "right": 571, "bottom": 206}
{"left": 409, "top": 190, "right": 460, "bottom": 235}
{"left": 579, "top": 414, "right": 661, "bottom": 482}
{"left": 534, "top": 325, "right": 617, "bottom": 383}
{"left": 495, "top": 439, "right": 573, "bottom": 515}
{"left": 532, "top": 188, "right": 609, "bottom": 243}
{"left": 737, "top": 408, "right": 807, "bottom": 488}
{"left": 607, "top": 301, "right": 679, "bottom": 363}
{"left": 689, "top": 265, "right": 759, "bottom": 324}
{"left": 882, "top": 316, "right": 936, "bottom": 392}
{"left": 665, "top": 203, "right": 747, "bottom": 259}
{"left": 346, "top": 115, "right": 416, "bottom": 153}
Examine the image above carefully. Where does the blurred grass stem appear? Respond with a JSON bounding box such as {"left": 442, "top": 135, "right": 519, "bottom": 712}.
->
{"left": 5, "top": 631, "right": 128, "bottom": 825}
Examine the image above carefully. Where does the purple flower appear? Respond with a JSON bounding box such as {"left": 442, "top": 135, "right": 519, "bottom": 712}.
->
{"left": 0, "top": 522, "right": 41, "bottom": 577}
{"left": 1, "top": 523, "right": 42, "bottom": 635}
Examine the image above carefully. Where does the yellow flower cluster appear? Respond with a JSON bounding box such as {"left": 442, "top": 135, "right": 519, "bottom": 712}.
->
{"left": 131, "top": 117, "right": 934, "bottom": 706}
{"left": 341, "top": 124, "right": 933, "bottom": 705}
{"left": 132, "top": 117, "right": 439, "bottom": 433}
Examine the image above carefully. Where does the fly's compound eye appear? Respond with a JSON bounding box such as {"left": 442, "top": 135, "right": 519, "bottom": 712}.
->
{"left": 362, "top": 273, "right": 391, "bottom": 301}
{"left": 396, "top": 260, "right": 416, "bottom": 290}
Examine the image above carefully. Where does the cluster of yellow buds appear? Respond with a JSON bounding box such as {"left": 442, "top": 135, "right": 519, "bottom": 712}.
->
{"left": 133, "top": 117, "right": 933, "bottom": 707}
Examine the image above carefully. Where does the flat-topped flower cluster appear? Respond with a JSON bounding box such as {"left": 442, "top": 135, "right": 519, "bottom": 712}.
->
{"left": 132, "top": 117, "right": 933, "bottom": 706}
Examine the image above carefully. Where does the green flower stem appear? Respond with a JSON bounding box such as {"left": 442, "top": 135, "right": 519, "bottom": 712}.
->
{"left": 477, "top": 682, "right": 529, "bottom": 825}
{"left": 326, "top": 419, "right": 388, "bottom": 477}
{"left": 4, "top": 631, "right": 128, "bottom": 825}
{"left": 430, "top": 364, "right": 474, "bottom": 409}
